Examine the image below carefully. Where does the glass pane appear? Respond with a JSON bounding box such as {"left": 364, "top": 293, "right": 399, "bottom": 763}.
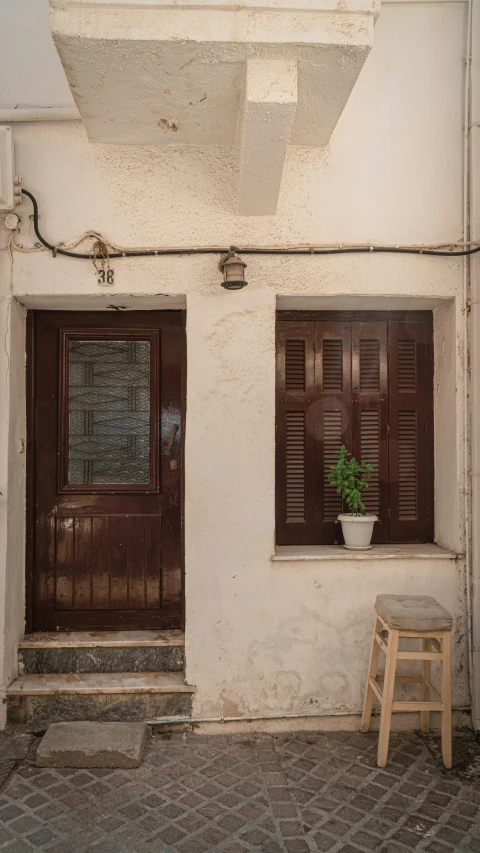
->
{"left": 68, "top": 339, "right": 151, "bottom": 485}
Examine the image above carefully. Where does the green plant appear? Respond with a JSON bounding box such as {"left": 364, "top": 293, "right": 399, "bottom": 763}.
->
{"left": 328, "top": 445, "right": 374, "bottom": 516}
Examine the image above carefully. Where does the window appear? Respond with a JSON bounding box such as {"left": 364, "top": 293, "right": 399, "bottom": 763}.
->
{"left": 276, "top": 312, "right": 434, "bottom": 545}
{"left": 68, "top": 339, "right": 151, "bottom": 485}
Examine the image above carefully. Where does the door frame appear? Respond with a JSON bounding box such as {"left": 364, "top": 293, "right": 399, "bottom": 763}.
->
{"left": 25, "top": 309, "right": 187, "bottom": 634}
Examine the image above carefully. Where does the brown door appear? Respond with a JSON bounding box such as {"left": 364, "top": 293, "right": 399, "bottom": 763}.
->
{"left": 28, "top": 311, "right": 184, "bottom": 631}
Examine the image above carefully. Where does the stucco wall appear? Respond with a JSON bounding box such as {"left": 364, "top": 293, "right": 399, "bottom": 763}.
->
{"left": 0, "top": 2, "right": 471, "bottom": 725}
{"left": 184, "top": 289, "right": 468, "bottom": 719}
{"left": 0, "top": 0, "right": 75, "bottom": 110}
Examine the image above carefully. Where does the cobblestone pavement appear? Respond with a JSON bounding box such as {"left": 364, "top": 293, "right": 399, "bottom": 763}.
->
{"left": 0, "top": 729, "right": 479, "bottom": 853}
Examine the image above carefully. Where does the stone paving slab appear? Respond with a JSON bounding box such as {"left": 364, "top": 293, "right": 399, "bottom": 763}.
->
{"left": 0, "top": 729, "right": 478, "bottom": 852}
{"left": 36, "top": 722, "right": 148, "bottom": 769}
{"left": 0, "top": 733, "right": 35, "bottom": 792}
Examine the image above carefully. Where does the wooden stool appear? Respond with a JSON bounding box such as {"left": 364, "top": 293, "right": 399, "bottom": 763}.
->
{"left": 361, "top": 594, "right": 453, "bottom": 768}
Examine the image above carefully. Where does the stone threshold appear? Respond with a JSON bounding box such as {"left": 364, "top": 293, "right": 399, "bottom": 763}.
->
{"left": 7, "top": 671, "right": 194, "bottom": 696}
{"left": 19, "top": 630, "right": 185, "bottom": 649}
{"left": 272, "top": 544, "right": 460, "bottom": 562}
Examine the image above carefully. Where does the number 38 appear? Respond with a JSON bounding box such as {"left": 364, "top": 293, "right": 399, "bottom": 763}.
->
{"left": 97, "top": 269, "right": 115, "bottom": 285}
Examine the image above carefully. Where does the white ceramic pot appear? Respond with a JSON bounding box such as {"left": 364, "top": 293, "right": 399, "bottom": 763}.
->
{"left": 338, "top": 514, "right": 377, "bottom": 550}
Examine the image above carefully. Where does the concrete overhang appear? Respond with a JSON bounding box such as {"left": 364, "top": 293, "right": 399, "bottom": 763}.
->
{"left": 50, "top": 0, "right": 379, "bottom": 214}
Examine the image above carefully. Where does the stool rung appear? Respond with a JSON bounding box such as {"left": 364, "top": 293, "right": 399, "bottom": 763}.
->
{"left": 368, "top": 677, "right": 383, "bottom": 703}
{"left": 374, "top": 676, "right": 441, "bottom": 699}
{"left": 397, "top": 650, "right": 442, "bottom": 661}
{"left": 375, "top": 633, "right": 443, "bottom": 661}
{"left": 392, "top": 701, "right": 444, "bottom": 712}
{"left": 425, "top": 677, "right": 441, "bottom": 699}
{"left": 374, "top": 632, "right": 388, "bottom": 653}
{"left": 376, "top": 674, "right": 421, "bottom": 684}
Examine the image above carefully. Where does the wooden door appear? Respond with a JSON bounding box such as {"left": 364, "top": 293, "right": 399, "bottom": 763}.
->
{"left": 27, "top": 311, "right": 185, "bottom": 631}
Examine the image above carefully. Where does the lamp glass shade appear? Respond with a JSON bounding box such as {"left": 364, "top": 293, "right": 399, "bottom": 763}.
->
{"left": 224, "top": 259, "right": 245, "bottom": 284}
{"left": 221, "top": 251, "right": 248, "bottom": 289}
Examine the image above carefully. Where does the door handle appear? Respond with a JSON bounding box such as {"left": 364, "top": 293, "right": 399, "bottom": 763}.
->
{"left": 166, "top": 424, "right": 179, "bottom": 455}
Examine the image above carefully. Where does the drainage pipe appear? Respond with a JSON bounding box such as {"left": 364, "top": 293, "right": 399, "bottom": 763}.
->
{"left": 144, "top": 706, "right": 472, "bottom": 728}
{"left": 463, "top": 0, "right": 474, "bottom": 723}
{"left": 470, "top": 0, "right": 480, "bottom": 732}
{"left": 145, "top": 711, "right": 360, "bottom": 726}
{"left": 0, "top": 108, "right": 81, "bottom": 123}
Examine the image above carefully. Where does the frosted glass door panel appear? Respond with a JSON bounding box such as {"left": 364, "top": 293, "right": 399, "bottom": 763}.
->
{"left": 68, "top": 339, "right": 151, "bottom": 485}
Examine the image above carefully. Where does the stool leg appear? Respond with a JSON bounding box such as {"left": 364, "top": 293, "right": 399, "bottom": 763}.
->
{"left": 421, "top": 638, "right": 431, "bottom": 734}
{"left": 441, "top": 631, "right": 452, "bottom": 769}
{"left": 361, "top": 616, "right": 382, "bottom": 733}
{"left": 377, "top": 628, "right": 399, "bottom": 768}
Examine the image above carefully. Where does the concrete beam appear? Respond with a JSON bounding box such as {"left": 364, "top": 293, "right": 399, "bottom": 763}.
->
{"left": 50, "top": 2, "right": 374, "bottom": 150}
{"left": 237, "top": 60, "right": 297, "bottom": 217}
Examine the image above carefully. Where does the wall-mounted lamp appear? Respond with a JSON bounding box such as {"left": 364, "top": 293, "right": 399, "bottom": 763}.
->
{"left": 220, "top": 247, "right": 248, "bottom": 290}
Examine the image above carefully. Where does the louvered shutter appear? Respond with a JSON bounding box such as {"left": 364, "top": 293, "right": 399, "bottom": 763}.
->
{"left": 276, "top": 321, "right": 316, "bottom": 544}
{"left": 314, "top": 321, "right": 352, "bottom": 544}
{"left": 388, "top": 319, "right": 434, "bottom": 542}
{"left": 351, "top": 321, "right": 389, "bottom": 543}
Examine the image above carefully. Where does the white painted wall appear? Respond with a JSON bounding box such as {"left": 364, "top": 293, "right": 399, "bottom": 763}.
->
{"left": 0, "top": 269, "right": 26, "bottom": 728}
{"left": 0, "top": 1, "right": 75, "bottom": 110}
{"left": 0, "top": 2, "right": 471, "bottom": 725}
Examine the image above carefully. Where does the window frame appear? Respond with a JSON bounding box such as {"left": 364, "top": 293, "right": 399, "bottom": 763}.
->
{"left": 276, "top": 310, "right": 434, "bottom": 546}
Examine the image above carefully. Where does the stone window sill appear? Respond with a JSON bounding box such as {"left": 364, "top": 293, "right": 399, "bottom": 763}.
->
{"left": 272, "top": 544, "right": 460, "bottom": 562}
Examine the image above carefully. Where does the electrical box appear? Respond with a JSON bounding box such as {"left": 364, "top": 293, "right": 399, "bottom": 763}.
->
{"left": 0, "top": 127, "right": 15, "bottom": 211}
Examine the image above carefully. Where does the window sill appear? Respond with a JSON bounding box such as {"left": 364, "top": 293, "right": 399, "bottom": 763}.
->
{"left": 272, "top": 544, "right": 460, "bottom": 562}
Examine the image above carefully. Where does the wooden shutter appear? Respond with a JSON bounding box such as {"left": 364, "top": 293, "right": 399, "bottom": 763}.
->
{"left": 388, "top": 318, "right": 434, "bottom": 542}
{"left": 314, "top": 321, "right": 352, "bottom": 544}
{"left": 352, "top": 321, "right": 389, "bottom": 543}
{"left": 276, "top": 321, "right": 316, "bottom": 544}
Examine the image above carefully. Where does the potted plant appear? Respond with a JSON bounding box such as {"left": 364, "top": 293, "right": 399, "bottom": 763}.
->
{"left": 328, "top": 445, "right": 377, "bottom": 550}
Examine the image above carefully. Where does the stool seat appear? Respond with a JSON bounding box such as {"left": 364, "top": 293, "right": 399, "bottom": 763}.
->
{"left": 375, "top": 594, "right": 453, "bottom": 632}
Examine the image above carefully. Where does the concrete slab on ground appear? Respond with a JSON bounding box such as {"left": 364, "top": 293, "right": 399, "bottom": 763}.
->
{"left": 36, "top": 721, "right": 148, "bottom": 769}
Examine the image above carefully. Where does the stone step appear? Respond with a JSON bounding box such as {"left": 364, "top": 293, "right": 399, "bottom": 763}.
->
{"left": 6, "top": 671, "right": 194, "bottom": 729}
{"left": 18, "top": 630, "right": 185, "bottom": 674}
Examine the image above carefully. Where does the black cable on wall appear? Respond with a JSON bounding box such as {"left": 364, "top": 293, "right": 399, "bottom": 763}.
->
{"left": 20, "top": 188, "right": 480, "bottom": 261}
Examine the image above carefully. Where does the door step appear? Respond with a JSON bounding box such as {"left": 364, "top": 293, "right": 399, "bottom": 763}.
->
{"left": 7, "top": 671, "right": 192, "bottom": 694}
{"left": 19, "top": 630, "right": 185, "bottom": 674}
{"left": 9, "top": 630, "right": 192, "bottom": 729}
{"left": 7, "top": 671, "right": 194, "bottom": 728}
